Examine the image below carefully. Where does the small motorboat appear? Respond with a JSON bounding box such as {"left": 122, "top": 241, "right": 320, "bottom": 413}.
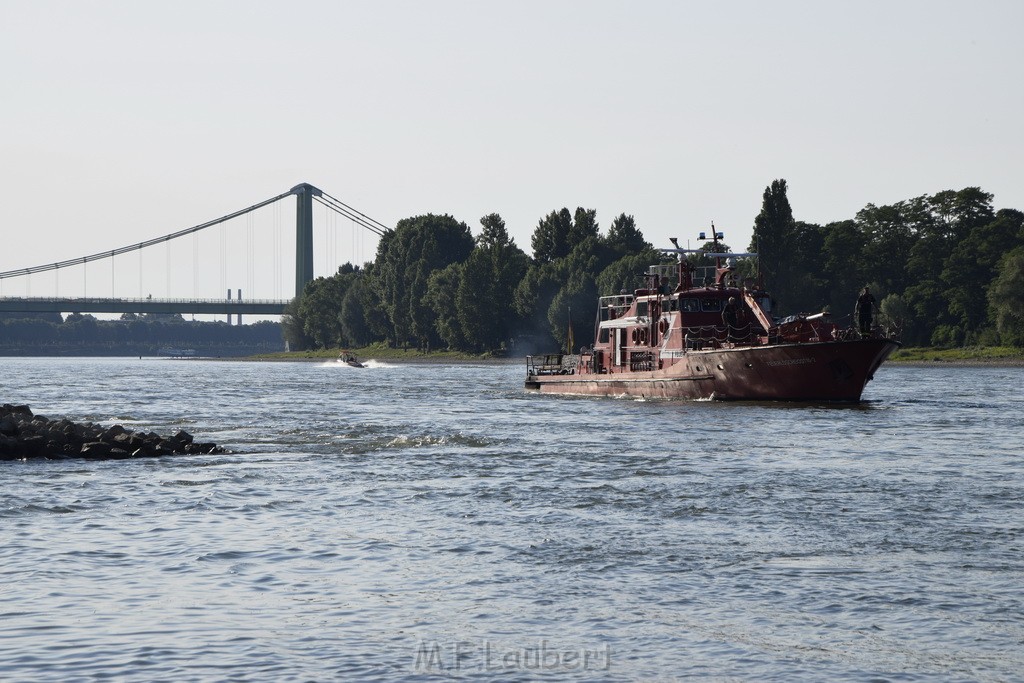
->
{"left": 338, "top": 352, "right": 365, "bottom": 368}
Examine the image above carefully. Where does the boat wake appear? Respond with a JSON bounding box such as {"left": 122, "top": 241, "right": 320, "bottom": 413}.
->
{"left": 319, "top": 359, "right": 396, "bottom": 369}
{"left": 361, "top": 359, "right": 397, "bottom": 369}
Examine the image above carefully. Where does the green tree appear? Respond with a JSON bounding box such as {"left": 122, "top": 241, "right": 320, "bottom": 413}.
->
{"left": 855, "top": 202, "right": 915, "bottom": 295}
{"left": 548, "top": 274, "right": 595, "bottom": 352}
{"left": 785, "top": 221, "right": 829, "bottom": 314}
{"left": 928, "top": 187, "right": 995, "bottom": 241}
{"left": 340, "top": 268, "right": 384, "bottom": 348}
{"left": 895, "top": 189, "right": 996, "bottom": 344}
{"left": 281, "top": 298, "right": 313, "bottom": 351}
{"left": 424, "top": 262, "right": 466, "bottom": 350}
{"left": 987, "top": 246, "right": 1024, "bottom": 346}
{"left": 544, "top": 236, "right": 616, "bottom": 348}
{"left": 879, "top": 292, "right": 911, "bottom": 333}
{"left": 750, "top": 179, "right": 797, "bottom": 311}
{"left": 293, "top": 264, "right": 364, "bottom": 349}
{"left": 374, "top": 214, "right": 474, "bottom": 349}
{"left": 530, "top": 207, "right": 600, "bottom": 263}
{"left": 595, "top": 247, "right": 664, "bottom": 296}
{"left": 569, "top": 207, "right": 599, "bottom": 244}
{"left": 530, "top": 208, "right": 573, "bottom": 263}
{"left": 943, "top": 209, "right": 1024, "bottom": 338}
{"left": 454, "top": 214, "right": 529, "bottom": 352}
{"left": 513, "top": 259, "right": 563, "bottom": 349}
{"left": 604, "top": 213, "right": 650, "bottom": 257}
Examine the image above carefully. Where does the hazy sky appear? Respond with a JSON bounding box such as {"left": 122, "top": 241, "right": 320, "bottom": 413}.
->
{"left": 2, "top": 0, "right": 1022, "bottom": 300}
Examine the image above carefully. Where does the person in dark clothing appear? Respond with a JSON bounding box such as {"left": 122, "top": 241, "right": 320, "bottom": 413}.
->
{"left": 855, "top": 286, "right": 876, "bottom": 336}
{"left": 722, "top": 297, "right": 741, "bottom": 343}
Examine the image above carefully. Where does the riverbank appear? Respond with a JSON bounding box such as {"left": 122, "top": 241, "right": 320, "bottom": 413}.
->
{"left": 889, "top": 346, "right": 1024, "bottom": 365}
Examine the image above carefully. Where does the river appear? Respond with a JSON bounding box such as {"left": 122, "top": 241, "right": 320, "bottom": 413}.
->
{"left": 2, "top": 357, "right": 1022, "bottom": 681}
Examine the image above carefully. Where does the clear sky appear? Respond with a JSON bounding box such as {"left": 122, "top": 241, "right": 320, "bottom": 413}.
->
{"left": 1, "top": 0, "right": 1022, "bottom": 301}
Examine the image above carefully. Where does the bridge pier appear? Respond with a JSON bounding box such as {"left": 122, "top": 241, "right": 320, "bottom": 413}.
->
{"left": 292, "top": 183, "right": 322, "bottom": 298}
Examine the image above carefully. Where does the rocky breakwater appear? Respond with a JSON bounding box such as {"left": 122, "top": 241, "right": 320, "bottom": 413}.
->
{"left": 0, "top": 404, "right": 223, "bottom": 461}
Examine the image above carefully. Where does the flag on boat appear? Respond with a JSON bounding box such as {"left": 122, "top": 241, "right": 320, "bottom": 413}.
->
{"left": 566, "top": 306, "right": 574, "bottom": 354}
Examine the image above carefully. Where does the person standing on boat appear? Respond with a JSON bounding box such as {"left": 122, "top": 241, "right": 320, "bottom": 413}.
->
{"left": 722, "top": 297, "right": 740, "bottom": 343}
{"left": 855, "top": 286, "right": 876, "bottom": 336}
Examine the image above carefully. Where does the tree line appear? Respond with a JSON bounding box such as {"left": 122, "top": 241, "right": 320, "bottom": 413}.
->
{"left": 750, "top": 180, "right": 1024, "bottom": 346}
{"left": 283, "top": 209, "right": 657, "bottom": 355}
{"left": 282, "top": 180, "right": 1024, "bottom": 354}
{"left": 0, "top": 312, "right": 282, "bottom": 355}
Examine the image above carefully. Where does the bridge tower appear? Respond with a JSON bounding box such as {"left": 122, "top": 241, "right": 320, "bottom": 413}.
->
{"left": 291, "top": 182, "right": 322, "bottom": 297}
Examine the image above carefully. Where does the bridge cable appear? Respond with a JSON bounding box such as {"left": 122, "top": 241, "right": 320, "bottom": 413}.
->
{"left": 0, "top": 189, "right": 294, "bottom": 280}
{"left": 313, "top": 193, "right": 390, "bottom": 237}
{"left": 318, "top": 190, "right": 391, "bottom": 234}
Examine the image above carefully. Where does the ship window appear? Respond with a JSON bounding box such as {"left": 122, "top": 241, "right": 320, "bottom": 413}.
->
{"left": 680, "top": 298, "right": 699, "bottom": 312}
{"left": 637, "top": 301, "right": 649, "bottom": 317}
{"left": 702, "top": 299, "right": 722, "bottom": 312}
{"left": 669, "top": 298, "right": 678, "bottom": 312}
{"left": 599, "top": 328, "right": 609, "bottom": 343}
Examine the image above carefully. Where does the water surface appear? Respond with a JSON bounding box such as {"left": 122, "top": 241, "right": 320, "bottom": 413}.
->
{"left": 2, "top": 358, "right": 1022, "bottom": 681}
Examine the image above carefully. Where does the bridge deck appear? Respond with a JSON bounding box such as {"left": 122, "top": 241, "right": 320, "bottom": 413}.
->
{"left": 0, "top": 297, "right": 289, "bottom": 315}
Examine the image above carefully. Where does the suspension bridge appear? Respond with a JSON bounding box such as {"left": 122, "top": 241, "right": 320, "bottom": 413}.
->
{"left": 0, "top": 183, "right": 389, "bottom": 319}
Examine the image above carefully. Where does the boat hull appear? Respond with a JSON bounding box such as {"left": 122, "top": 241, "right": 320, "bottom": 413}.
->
{"left": 525, "top": 338, "right": 899, "bottom": 402}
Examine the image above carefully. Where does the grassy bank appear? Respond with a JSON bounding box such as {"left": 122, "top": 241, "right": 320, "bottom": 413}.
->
{"left": 250, "top": 343, "right": 516, "bottom": 364}
{"left": 890, "top": 346, "right": 1024, "bottom": 364}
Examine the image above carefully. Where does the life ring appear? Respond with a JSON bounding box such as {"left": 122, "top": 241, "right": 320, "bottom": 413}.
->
{"left": 631, "top": 329, "right": 639, "bottom": 343}
{"left": 659, "top": 319, "right": 669, "bottom": 335}
{"left": 639, "top": 329, "right": 648, "bottom": 344}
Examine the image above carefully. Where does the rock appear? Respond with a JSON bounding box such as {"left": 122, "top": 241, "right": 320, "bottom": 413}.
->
{"left": 80, "top": 442, "right": 114, "bottom": 458}
{"left": 20, "top": 435, "right": 47, "bottom": 458}
{"left": 0, "top": 435, "right": 20, "bottom": 460}
{"left": 101, "top": 425, "right": 127, "bottom": 441}
{"left": 1, "top": 404, "right": 33, "bottom": 420}
{"left": 168, "top": 430, "right": 194, "bottom": 451}
{"left": 0, "top": 405, "right": 224, "bottom": 461}
{"left": 0, "top": 417, "right": 18, "bottom": 436}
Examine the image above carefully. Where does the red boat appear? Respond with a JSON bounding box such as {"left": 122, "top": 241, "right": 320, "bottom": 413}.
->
{"left": 525, "top": 230, "right": 900, "bottom": 402}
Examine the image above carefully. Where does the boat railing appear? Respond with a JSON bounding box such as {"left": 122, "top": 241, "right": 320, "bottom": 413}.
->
{"left": 675, "top": 319, "right": 900, "bottom": 348}
{"left": 873, "top": 314, "right": 904, "bottom": 342}
{"left": 599, "top": 294, "right": 634, "bottom": 321}
{"left": 526, "top": 353, "right": 580, "bottom": 376}
{"left": 679, "top": 323, "right": 757, "bottom": 349}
